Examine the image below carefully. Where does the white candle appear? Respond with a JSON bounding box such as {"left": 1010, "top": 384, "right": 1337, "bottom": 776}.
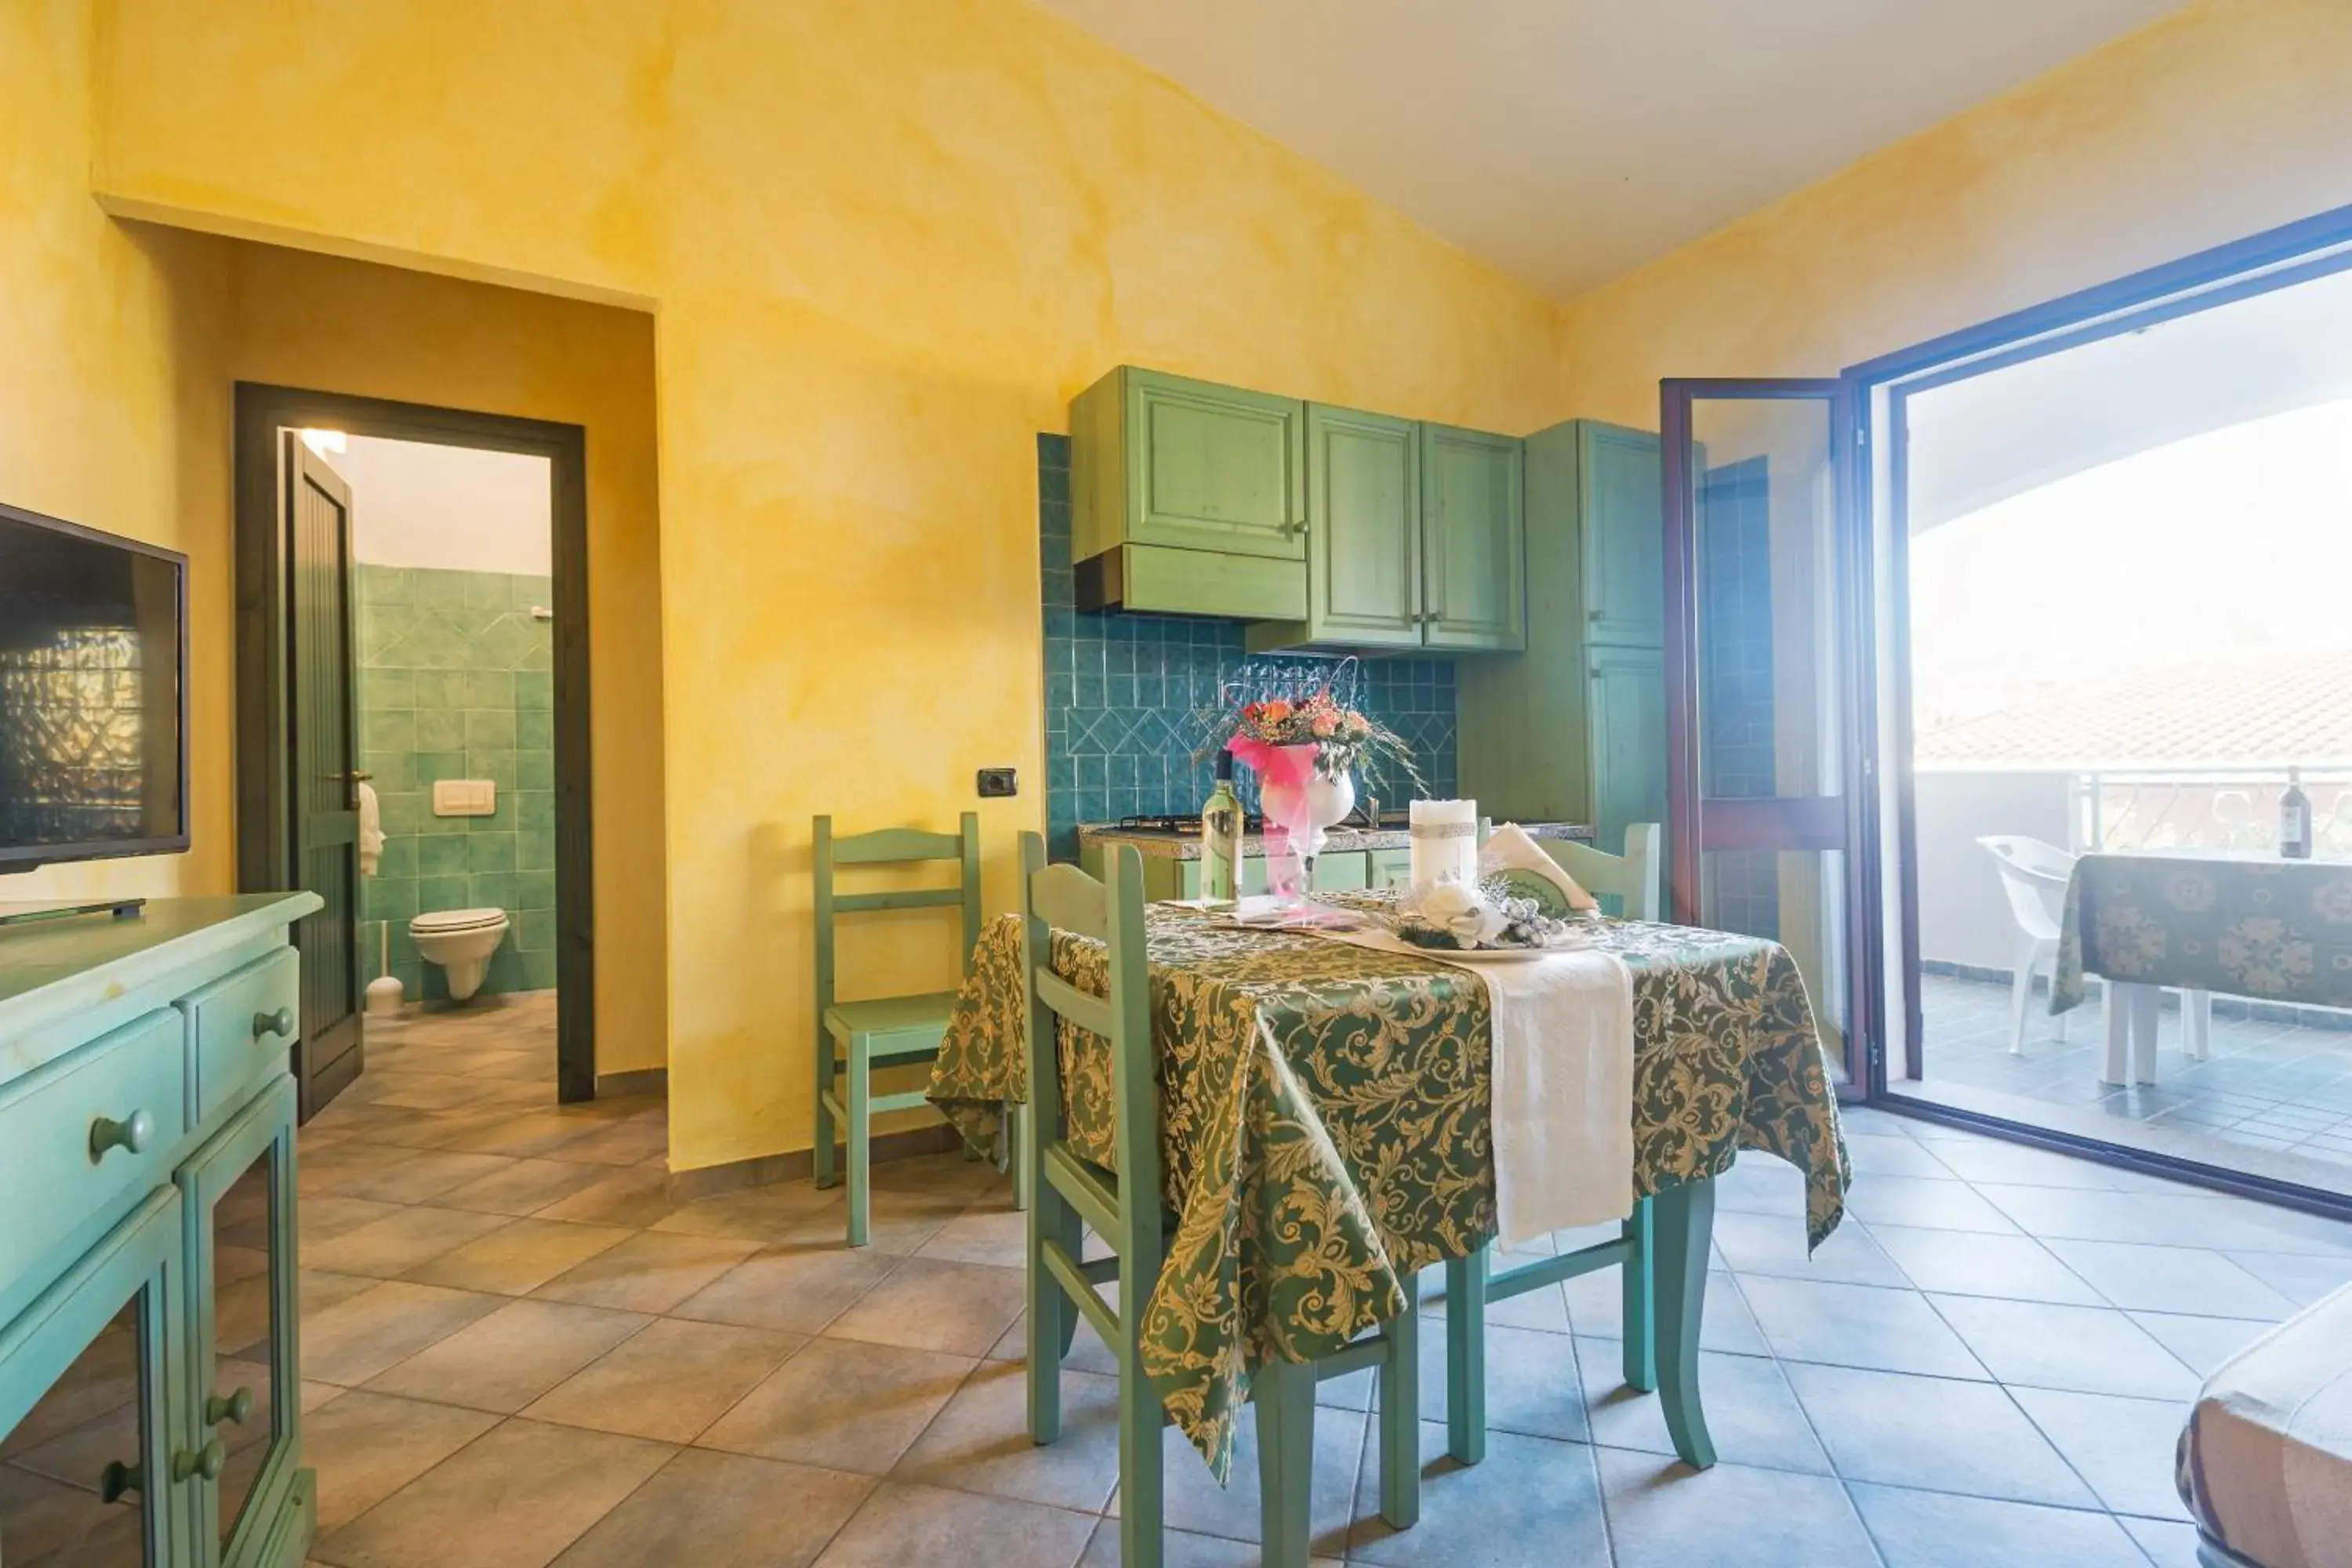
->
{"left": 1409, "top": 799, "right": 1480, "bottom": 891}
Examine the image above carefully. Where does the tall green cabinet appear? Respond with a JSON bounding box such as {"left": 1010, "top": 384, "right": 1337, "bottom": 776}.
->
{"left": 1458, "top": 419, "right": 1668, "bottom": 862}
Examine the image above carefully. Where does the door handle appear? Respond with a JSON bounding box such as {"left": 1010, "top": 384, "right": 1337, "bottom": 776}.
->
{"left": 326, "top": 771, "right": 372, "bottom": 782}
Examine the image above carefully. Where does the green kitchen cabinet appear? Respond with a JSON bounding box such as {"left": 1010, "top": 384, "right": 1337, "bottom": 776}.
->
{"left": 1420, "top": 423, "right": 1526, "bottom": 652}
{"left": 1457, "top": 419, "right": 1667, "bottom": 866}
{"left": 1298, "top": 405, "right": 1423, "bottom": 648}
{"left": 1070, "top": 367, "right": 1309, "bottom": 617}
{"left": 1079, "top": 844, "right": 1374, "bottom": 901}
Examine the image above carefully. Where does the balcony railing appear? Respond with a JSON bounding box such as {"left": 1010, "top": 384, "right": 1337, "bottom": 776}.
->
{"left": 2070, "top": 768, "right": 2352, "bottom": 855}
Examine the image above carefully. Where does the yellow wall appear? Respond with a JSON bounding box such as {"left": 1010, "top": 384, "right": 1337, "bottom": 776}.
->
{"left": 2, "top": 0, "right": 233, "bottom": 904}
{"left": 89, "top": 0, "right": 1571, "bottom": 1170}
{"left": 215, "top": 244, "right": 669, "bottom": 1077}
{"left": 1560, "top": 0, "right": 2352, "bottom": 423}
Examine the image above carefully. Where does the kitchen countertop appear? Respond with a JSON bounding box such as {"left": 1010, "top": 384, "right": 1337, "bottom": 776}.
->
{"left": 1077, "top": 819, "right": 1595, "bottom": 861}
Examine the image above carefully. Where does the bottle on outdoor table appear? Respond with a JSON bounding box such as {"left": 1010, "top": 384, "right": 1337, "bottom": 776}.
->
{"left": 2281, "top": 768, "right": 2314, "bottom": 859}
{"left": 1200, "top": 751, "right": 1244, "bottom": 902}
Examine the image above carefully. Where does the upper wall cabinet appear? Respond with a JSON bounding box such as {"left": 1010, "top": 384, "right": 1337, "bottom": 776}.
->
{"left": 1580, "top": 422, "right": 1666, "bottom": 648}
{"left": 1420, "top": 423, "right": 1526, "bottom": 652}
{"left": 1072, "top": 367, "right": 1310, "bottom": 619}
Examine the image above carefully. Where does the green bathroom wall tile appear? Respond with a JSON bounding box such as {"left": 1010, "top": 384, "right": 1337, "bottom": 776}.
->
{"left": 517, "top": 831, "right": 557, "bottom": 871}
{"left": 417, "top": 809, "right": 469, "bottom": 837}
{"left": 516, "top": 638, "right": 551, "bottom": 673}
{"left": 365, "top": 752, "right": 419, "bottom": 793}
{"left": 376, "top": 791, "right": 423, "bottom": 837}
{"left": 364, "top": 666, "right": 416, "bottom": 710}
{"left": 466, "top": 709, "right": 517, "bottom": 750}
{"left": 416, "top": 873, "right": 470, "bottom": 912}
{"left": 405, "top": 611, "right": 472, "bottom": 666}
{"left": 520, "top": 950, "right": 559, "bottom": 991}
{"left": 466, "top": 834, "right": 517, "bottom": 874}
{"left": 413, "top": 749, "right": 466, "bottom": 786}
{"left": 518, "top": 750, "right": 555, "bottom": 792}
{"left": 414, "top": 670, "right": 466, "bottom": 710}
{"left": 517, "top": 710, "right": 554, "bottom": 751}
{"left": 413, "top": 570, "right": 470, "bottom": 610}
{"left": 515, "top": 671, "right": 553, "bottom": 712}
{"left": 465, "top": 572, "right": 512, "bottom": 608}
{"left": 510, "top": 574, "right": 552, "bottom": 609}
{"left": 465, "top": 749, "right": 518, "bottom": 790}
{"left": 416, "top": 708, "right": 466, "bottom": 751}
{"left": 466, "top": 803, "right": 513, "bottom": 830}
{"left": 418, "top": 835, "right": 469, "bottom": 878}
{"left": 463, "top": 670, "right": 515, "bottom": 710}
{"left": 373, "top": 836, "right": 419, "bottom": 881}
{"left": 515, "top": 909, "right": 556, "bottom": 952}
{"left": 515, "top": 870, "right": 557, "bottom": 913}
{"left": 466, "top": 871, "right": 520, "bottom": 911}
{"left": 473, "top": 615, "right": 535, "bottom": 670}
{"left": 361, "top": 709, "right": 416, "bottom": 754}
{"left": 515, "top": 789, "right": 554, "bottom": 831}
{"left": 363, "top": 877, "right": 418, "bottom": 925}
{"left": 360, "top": 564, "right": 413, "bottom": 606}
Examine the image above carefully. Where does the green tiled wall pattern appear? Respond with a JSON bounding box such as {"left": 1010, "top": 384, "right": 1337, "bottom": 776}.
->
{"left": 356, "top": 564, "right": 558, "bottom": 1000}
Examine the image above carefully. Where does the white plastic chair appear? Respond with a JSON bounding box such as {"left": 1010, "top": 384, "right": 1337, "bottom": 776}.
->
{"left": 1978, "top": 835, "right": 2074, "bottom": 1056}
{"left": 1977, "top": 834, "right": 2211, "bottom": 1068}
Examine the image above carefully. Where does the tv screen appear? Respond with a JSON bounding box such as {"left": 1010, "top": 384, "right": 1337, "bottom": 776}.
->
{"left": 0, "top": 503, "right": 188, "bottom": 870}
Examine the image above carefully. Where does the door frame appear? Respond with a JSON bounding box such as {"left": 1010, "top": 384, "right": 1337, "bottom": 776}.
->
{"left": 1660, "top": 377, "right": 1881, "bottom": 1095}
{"left": 233, "top": 383, "right": 597, "bottom": 1107}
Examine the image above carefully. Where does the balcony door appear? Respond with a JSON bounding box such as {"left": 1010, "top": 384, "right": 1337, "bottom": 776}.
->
{"left": 1662, "top": 380, "right": 1875, "bottom": 1092}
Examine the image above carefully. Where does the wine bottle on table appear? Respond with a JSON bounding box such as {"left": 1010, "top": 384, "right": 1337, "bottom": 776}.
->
{"left": 1200, "top": 751, "right": 1243, "bottom": 902}
{"left": 2281, "top": 768, "right": 2314, "bottom": 859}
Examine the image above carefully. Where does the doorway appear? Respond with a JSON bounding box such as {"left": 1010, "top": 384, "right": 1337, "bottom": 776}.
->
{"left": 234, "top": 385, "right": 595, "bottom": 1116}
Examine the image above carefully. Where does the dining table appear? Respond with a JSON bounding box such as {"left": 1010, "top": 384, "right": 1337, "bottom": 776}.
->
{"left": 926, "top": 890, "right": 1850, "bottom": 1483}
{"left": 2051, "top": 849, "right": 2352, "bottom": 1083}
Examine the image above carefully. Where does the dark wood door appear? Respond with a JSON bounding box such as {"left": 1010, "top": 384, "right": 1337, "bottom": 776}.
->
{"left": 282, "top": 433, "right": 364, "bottom": 1114}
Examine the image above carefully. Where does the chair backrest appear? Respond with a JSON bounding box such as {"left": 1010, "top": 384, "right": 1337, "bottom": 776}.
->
{"left": 1541, "top": 822, "right": 1662, "bottom": 922}
{"left": 1018, "top": 832, "right": 1158, "bottom": 1249}
{"left": 812, "top": 812, "right": 982, "bottom": 1023}
{"left": 1976, "top": 833, "right": 2073, "bottom": 943}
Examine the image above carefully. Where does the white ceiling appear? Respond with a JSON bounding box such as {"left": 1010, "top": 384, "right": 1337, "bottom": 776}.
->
{"left": 1034, "top": 0, "right": 2188, "bottom": 300}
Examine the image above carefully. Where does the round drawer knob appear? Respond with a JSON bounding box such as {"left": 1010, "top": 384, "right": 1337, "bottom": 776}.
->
{"left": 100, "top": 1459, "right": 143, "bottom": 1503}
{"left": 206, "top": 1386, "right": 254, "bottom": 1427}
{"left": 89, "top": 1109, "right": 155, "bottom": 1163}
{"left": 172, "top": 1439, "right": 227, "bottom": 1483}
{"left": 253, "top": 1007, "right": 294, "bottom": 1040}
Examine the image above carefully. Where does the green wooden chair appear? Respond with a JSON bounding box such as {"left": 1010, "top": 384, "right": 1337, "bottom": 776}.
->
{"left": 1443, "top": 821, "right": 1719, "bottom": 1471}
{"left": 1018, "top": 832, "right": 1419, "bottom": 1568}
{"left": 814, "top": 811, "right": 985, "bottom": 1247}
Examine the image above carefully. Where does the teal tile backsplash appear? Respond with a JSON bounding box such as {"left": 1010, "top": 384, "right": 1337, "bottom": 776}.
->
{"left": 356, "top": 564, "right": 557, "bottom": 1000}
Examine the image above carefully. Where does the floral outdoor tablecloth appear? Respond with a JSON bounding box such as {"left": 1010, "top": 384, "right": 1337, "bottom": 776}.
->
{"left": 2053, "top": 851, "right": 2352, "bottom": 1012}
{"left": 927, "top": 897, "right": 1849, "bottom": 1482}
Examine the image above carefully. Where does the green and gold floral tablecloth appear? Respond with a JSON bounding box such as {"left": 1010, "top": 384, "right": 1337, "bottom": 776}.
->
{"left": 928, "top": 899, "right": 1848, "bottom": 1480}
{"left": 2053, "top": 851, "right": 2352, "bottom": 1012}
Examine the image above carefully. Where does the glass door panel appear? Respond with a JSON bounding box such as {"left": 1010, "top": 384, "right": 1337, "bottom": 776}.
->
{"left": 1665, "top": 381, "right": 1870, "bottom": 1090}
{"left": 209, "top": 1152, "right": 279, "bottom": 1552}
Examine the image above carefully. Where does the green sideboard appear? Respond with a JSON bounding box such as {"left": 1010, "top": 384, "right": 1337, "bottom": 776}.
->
{"left": 1069, "top": 365, "right": 1526, "bottom": 652}
{"left": 1, "top": 893, "right": 322, "bottom": 1568}
{"left": 1457, "top": 419, "right": 1669, "bottom": 860}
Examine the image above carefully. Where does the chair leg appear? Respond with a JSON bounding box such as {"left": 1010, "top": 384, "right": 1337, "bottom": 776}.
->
{"left": 844, "top": 1035, "right": 871, "bottom": 1247}
{"left": 1653, "top": 1178, "right": 1717, "bottom": 1471}
{"left": 1622, "top": 1197, "right": 1657, "bottom": 1393}
{"left": 2129, "top": 984, "right": 2161, "bottom": 1084}
{"left": 1255, "top": 1357, "right": 1318, "bottom": 1568}
{"left": 2006, "top": 937, "right": 2036, "bottom": 1055}
{"left": 1026, "top": 1184, "right": 1082, "bottom": 1443}
{"left": 2185, "top": 989, "right": 2212, "bottom": 1061}
{"left": 813, "top": 1032, "right": 838, "bottom": 1189}
{"left": 2102, "top": 982, "right": 2132, "bottom": 1086}
{"left": 1376, "top": 1298, "right": 1420, "bottom": 1530}
{"left": 1444, "top": 1250, "right": 1488, "bottom": 1465}
{"left": 1117, "top": 1312, "right": 1166, "bottom": 1568}
{"left": 1010, "top": 1103, "right": 1033, "bottom": 1212}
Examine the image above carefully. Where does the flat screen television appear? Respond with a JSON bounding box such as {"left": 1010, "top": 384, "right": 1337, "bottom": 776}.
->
{"left": 0, "top": 503, "right": 189, "bottom": 872}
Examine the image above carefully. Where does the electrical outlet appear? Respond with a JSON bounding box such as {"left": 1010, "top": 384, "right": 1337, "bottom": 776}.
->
{"left": 977, "top": 767, "right": 1018, "bottom": 798}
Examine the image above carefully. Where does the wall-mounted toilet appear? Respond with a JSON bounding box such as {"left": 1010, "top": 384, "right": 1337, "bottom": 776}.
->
{"left": 409, "top": 907, "right": 510, "bottom": 1002}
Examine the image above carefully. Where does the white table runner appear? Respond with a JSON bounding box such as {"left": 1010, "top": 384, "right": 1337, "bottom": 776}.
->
{"left": 1317, "top": 927, "right": 1635, "bottom": 1246}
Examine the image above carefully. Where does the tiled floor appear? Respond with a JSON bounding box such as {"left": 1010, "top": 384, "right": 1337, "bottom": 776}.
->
{"left": 1914, "top": 971, "right": 2352, "bottom": 1174}
{"left": 292, "top": 998, "right": 2352, "bottom": 1566}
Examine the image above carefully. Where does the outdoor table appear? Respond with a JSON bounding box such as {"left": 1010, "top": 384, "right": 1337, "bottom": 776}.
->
{"left": 2053, "top": 850, "right": 2352, "bottom": 1084}
{"left": 926, "top": 895, "right": 1850, "bottom": 1482}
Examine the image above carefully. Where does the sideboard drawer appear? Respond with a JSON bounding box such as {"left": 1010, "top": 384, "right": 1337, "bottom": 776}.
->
{"left": 183, "top": 946, "right": 301, "bottom": 1125}
{"left": 0, "top": 1007, "right": 186, "bottom": 1287}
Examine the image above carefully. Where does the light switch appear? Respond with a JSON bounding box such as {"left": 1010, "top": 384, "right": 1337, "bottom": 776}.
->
{"left": 431, "top": 779, "right": 497, "bottom": 817}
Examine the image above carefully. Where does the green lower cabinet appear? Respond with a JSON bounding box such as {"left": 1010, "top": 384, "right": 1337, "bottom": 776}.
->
{"left": 1082, "top": 845, "right": 1375, "bottom": 901}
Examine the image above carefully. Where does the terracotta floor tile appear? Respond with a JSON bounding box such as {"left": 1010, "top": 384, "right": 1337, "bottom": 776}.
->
{"left": 434, "top": 1158, "right": 611, "bottom": 1217}
{"left": 696, "top": 1337, "right": 975, "bottom": 1474}
{"left": 670, "top": 1245, "right": 902, "bottom": 1334}
{"left": 303, "top": 1281, "right": 507, "bottom": 1386}
{"left": 825, "top": 1256, "right": 1027, "bottom": 1357}
{"left": 530, "top": 1229, "right": 760, "bottom": 1313}
{"left": 300, "top": 1391, "right": 500, "bottom": 1531}
{"left": 811, "top": 1481, "right": 1094, "bottom": 1568}
{"left": 305, "top": 1207, "right": 514, "bottom": 1280}
{"left": 361, "top": 1298, "right": 650, "bottom": 1413}
{"left": 524, "top": 1317, "right": 802, "bottom": 1443}
{"left": 549, "top": 1450, "right": 871, "bottom": 1568}
{"left": 314, "top": 1417, "right": 673, "bottom": 1568}
{"left": 529, "top": 1165, "right": 680, "bottom": 1229}
{"left": 401, "top": 1218, "right": 635, "bottom": 1296}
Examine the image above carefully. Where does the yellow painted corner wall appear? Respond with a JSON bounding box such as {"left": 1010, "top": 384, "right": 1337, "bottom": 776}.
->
{"left": 1559, "top": 0, "right": 2352, "bottom": 423}
{"left": 1, "top": 0, "right": 234, "bottom": 904}
{"left": 216, "top": 243, "right": 669, "bottom": 1078}
{"left": 90, "top": 0, "right": 1572, "bottom": 1171}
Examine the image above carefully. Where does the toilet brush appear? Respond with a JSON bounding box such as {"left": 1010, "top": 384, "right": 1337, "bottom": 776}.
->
{"left": 365, "top": 920, "right": 405, "bottom": 1016}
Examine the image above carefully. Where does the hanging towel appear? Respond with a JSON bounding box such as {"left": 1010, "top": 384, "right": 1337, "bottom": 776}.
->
{"left": 1318, "top": 926, "right": 1635, "bottom": 1245}
{"left": 357, "top": 781, "right": 385, "bottom": 877}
